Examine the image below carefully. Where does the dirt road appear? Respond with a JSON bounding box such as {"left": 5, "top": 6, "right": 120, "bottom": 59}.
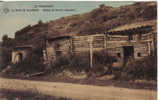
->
{"left": 0, "top": 77, "right": 157, "bottom": 100}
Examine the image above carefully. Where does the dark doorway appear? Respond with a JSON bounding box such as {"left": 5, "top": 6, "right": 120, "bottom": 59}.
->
{"left": 123, "top": 46, "right": 134, "bottom": 57}
{"left": 123, "top": 46, "right": 134, "bottom": 65}
{"left": 18, "top": 53, "right": 23, "bottom": 62}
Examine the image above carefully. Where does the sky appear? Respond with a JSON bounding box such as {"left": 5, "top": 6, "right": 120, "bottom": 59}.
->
{"left": 0, "top": 1, "right": 135, "bottom": 41}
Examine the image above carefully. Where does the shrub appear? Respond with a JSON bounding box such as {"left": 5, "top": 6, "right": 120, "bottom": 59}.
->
{"left": 51, "top": 55, "right": 70, "bottom": 73}
{"left": 1, "top": 89, "right": 72, "bottom": 100}
{"left": 51, "top": 50, "right": 116, "bottom": 75}
{"left": 121, "top": 55, "right": 157, "bottom": 80}
{"left": 11, "top": 56, "right": 44, "bottom": 74}
{"left": 92, "top": 50, "right": 117, "bottom": 75}
{"left": 68, "top": 52, "right": 90, "bottom": 72}
{"left": 0, "top": 47, "right": 12, "bottom": 71}
{"left": 51, "top": 52, "right": 90, "bottom": 73}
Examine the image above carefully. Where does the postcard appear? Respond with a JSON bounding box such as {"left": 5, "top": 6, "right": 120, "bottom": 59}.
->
{"left": 0, "top": 1, "right": 157, "bottom": 100}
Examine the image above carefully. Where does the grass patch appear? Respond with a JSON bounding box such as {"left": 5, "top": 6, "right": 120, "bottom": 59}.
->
{"left": 120, "top": 55, "right": 157, "bottom": 81}
{"left": 0, "top": 89, "right": 71, "bottom": 100}
{"left": 51, "top": 50, "right": 116, "bottom": 77}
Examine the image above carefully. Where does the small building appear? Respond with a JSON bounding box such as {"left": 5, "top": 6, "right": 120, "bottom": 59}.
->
{"left": 11, "top": 45, "right": 33, "bottom": 64}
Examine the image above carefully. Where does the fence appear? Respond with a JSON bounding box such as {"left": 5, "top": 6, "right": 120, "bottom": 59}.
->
{"left": 71, "top": 34, "right": 107, "bottom": 68}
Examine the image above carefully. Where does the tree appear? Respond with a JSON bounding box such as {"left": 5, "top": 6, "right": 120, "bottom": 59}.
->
{"left": 38, "top": 20, "right": 43, "bottom": 24}
{"left": 2, "top": 34, "right": 8, "bottom": 42}
{"left": 2, "top": 34, "right": 8, "bottom": 47}
{"left": 99, "top": 4, "right": 105, "bottom": 8}
{"left": 0, "top": 47, "right": 12, "bottom": 70}
{"left": 1, "top": 34, "right": 15, "bottom": 47}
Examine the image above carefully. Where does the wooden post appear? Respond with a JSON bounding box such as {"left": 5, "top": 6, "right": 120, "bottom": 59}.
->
{"left": 70, "top": 37, "right": 73, "bottom": 53}
{"left": 44, "top": 39, "right": 48, "bottom": 61}
{"left": 104, "top": 34, "right": 107, "bottom": 49}
{"left": 152, "top": 32, "right": 155, "bottom": 55}
{"left": 89, "top": 36, "right": 93, "bottom": 68}
{"left": 148, "top": 42, "right": 151, "bottom": 55}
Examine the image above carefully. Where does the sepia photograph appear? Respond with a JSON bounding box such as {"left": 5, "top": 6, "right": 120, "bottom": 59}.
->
{"left": 0, "top": 1, "right": 157, "bottom": 100}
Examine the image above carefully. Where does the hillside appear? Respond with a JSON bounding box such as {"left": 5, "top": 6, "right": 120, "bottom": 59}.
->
{"left": 14, "top": 2, "right": 157, "bottom": 46}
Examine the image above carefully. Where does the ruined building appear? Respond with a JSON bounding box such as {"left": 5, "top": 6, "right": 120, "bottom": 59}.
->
{"left": 44, "top": 24, "right": 155, "bottom": 67}
{"left": 11, "top": 45, "right": 33, "bottom": 64}
{"left": 11, "top": 21, "right": 156, "bottom": 67}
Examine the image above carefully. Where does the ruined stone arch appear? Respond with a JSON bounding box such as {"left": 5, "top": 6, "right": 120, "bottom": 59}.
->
{"left": 13, "top": 52, "right": 23, "bottom": 63}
